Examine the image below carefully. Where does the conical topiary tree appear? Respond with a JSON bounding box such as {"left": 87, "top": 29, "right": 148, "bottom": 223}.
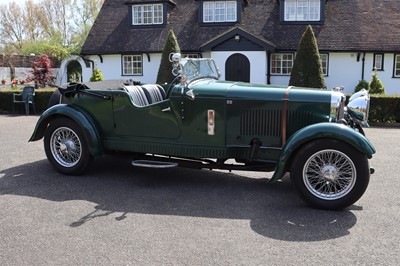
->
{"left": 354, "top": 79, "right": 370, "bottom": 93}
{"left": 90, "top": 67, "right": 103, "bottom": 82}
{"left": 289, "top": 25, "right": 326, "bottom": 89}
{"left": 369, "top": 70, "right": 385, "bottom": 94}
{"left": 156, "top": 29, "right": 181, "bottom": 84}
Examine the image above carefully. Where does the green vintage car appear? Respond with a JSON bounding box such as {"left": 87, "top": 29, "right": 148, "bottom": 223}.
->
{"left": 30, "top": 54, "right": 375, "bottom": 210}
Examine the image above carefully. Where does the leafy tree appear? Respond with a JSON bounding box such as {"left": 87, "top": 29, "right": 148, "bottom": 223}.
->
{"left": 90, "top": 67, "right": 103, "bottom": 82}
{"left": 26, "top": 54, "right": 56, "bottom": 88}
{"left": 354, "top": 79, "right": 370, "bottom": 93}
{"left": 0, "top": 2, "right": 25, "bottom": 50}
{"left": 20, "top": 38, "right": 74, "bottom": 61}
{"left": 0, "top": 0, "right": 104, "bottom": 57}
{"left": 156, "top": 30, "right": 181, "bottom": 84}
{"left": 369, "top": 70, "right": 385, "bottom": 94}
{"left": 289, "top": 25, "right": 326, "bottom": 89}
{"left": 70, "top": 0, "right": 104, "bottom": 51}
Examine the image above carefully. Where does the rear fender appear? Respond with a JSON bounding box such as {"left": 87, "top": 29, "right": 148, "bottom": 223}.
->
{"left": 29, "top": 104, "right": 103, "bottom": 156}
{"left": 269, "top": 123, "right": 376, "bottom": 183}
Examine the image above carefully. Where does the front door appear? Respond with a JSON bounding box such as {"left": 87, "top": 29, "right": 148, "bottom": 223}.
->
{"left": 225, "top": 53, "right": 250, "bottom": 82}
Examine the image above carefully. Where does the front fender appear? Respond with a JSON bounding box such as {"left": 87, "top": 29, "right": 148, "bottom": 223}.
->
{"left": 269, "top": 123, "right": 376, "bottom": 183}
{"left": 29, "top": 104, "right": 103, "bottom": 156}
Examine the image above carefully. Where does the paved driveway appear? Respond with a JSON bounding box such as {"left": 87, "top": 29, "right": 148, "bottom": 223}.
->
{"left": 0, "top": 115, "right": 399, "bottom": 265}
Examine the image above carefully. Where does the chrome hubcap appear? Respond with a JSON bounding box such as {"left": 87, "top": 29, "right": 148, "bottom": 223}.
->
{"left": 303, "top": 149, "right": 356, "bottom": 200}
{"left": 322, "top": 165, "right": 337, "bottom": 182}
{"left": 50, "top": 127, "right": 82, "bottom": 168}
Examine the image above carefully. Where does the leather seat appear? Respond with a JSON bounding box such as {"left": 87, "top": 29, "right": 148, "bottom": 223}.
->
{"left": 124, "top": 85, "right": 149, "bottom": 107}
{"left": 141, "top": 84, "right": 166, "bottom": 104}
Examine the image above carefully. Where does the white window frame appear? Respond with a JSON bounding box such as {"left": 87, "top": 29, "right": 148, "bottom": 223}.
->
{"left": 284, "top": 0, "right": 321, "bottom": 21}
{"left": 271, "top": 53, "right": 294, "bottom": 75}
{"left": 182, "top": 54, "right": 199, "bottom": 59}
{"left": 394, "top": 54, "right": 400, "bottom": 77}
{"left": 374, "top": 53, "right": 384, "bottom": 71}
{"left": 320, "top": 53, "right": 328, "bottom": 76}
{"left": 122, "top": 55, "right": 142, "bottom": 76}
{"left": 132, "top": 4, "right": 163, "bottom": 25}
{"left": 203, "top": 1, "right": 237, "bottom": 23}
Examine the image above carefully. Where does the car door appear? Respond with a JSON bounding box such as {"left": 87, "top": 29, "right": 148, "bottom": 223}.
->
{"left": 112, "top": 90, "right": 181, "bottom": 139}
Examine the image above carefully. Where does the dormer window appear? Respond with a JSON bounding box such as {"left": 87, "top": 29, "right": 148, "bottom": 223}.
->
{"left": 202, "top": 1, "right": 237, "bottom": 23}
{"left": 281, "top": 0, "right": 325, "bottom": 23}
{"left": 132, "top": 4, "right": 163, "bottom": 25}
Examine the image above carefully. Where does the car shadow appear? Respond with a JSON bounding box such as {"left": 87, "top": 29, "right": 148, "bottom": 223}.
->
{"left": 0, "top": 155, "right": 359, "bottom": 242}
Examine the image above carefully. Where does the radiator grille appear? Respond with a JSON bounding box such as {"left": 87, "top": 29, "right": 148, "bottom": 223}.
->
{"left": 287, "top": 110, "right": 314, "bottom": 134}
{"left": 240, "top": 109, "right": 282, "bottom": 137}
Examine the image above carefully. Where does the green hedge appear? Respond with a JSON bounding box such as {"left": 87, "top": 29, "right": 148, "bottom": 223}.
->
{"left": 368, "top": 95, "right": 400, "bottom": 123}
{"left": 1, "top": 88, "right": 400, "bottom": 123}
{"left": 0, "top": 88, "right": 56, "bottom": 114}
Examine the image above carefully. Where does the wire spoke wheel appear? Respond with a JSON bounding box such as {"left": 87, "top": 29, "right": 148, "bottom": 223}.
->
{"left": 44, "top": 118, "right": 92, "bottom": 175}
{"left": 303, "top": 149, "right": 356, "bottom": 200}
{"left": 50, "top": 127, "right": 82, "bottom": 167}
{"left": 291, "top": 139, "right": 370, "bottom": 210}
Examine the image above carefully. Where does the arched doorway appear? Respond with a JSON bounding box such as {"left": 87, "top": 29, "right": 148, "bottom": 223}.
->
{"left": 67, "top": 60, "right": 82, "bottom": 83}
{"left": 57, "top": 55, "right": 90, "bottom": 85}
{"left": 225, "top": 53, "right": 250, "bottom": 82}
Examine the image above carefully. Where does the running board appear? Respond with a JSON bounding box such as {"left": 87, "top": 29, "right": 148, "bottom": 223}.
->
{"left": 132, "top": 160, "right": 178, "bottom": 168}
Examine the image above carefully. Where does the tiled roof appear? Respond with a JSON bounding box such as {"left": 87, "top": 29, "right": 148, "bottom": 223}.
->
{"left": 81, "top": 0, "right": 400, "bottom": 55}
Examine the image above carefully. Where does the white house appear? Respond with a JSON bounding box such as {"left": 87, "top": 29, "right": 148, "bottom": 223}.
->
{"left": 67, "top": 0, "right": 400, "bottom": 95}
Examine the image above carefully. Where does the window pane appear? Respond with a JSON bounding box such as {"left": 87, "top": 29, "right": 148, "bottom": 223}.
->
{"left": 271, "top": 53, "right": 293, "bottom": 75}
{"left": 297, "top": 0, "right": 308, "bottom": 21}
{"left": 143, "top": 5, "right": 153, "bottom": 25}
{"left": 320, "top": 54, "right": 328, "bottom": 75}
{"left": 203, "top": 1, "right": 236, "bottom": 23}
{"left": 284, "top": 0, "right": 320, "bottom": 22}
{"left": 183, "top": 54, "right": 199, "bottom": 59}
{"left": 374, "top": 54, "right": 383, "bottom": 70}
{"left": 215, "top": 2, "right": 225, "bottom": 22}
{"left": 309, "top": 0, "right": 320, "bottom": 21}
{"left": 153, "top": 4, "right": 163, "bottom": 24}
{"left": 123, "top": 55, "right": 142, "bottom": 75}
{"left": 285, "top": 0, "right": 296, "bottom": 21}
{"left": 132, "top": 55, "right": 142, "bottom": 75}
{"left": 123, "top": 56, "right": 133, "bottom": 75}
{"left": 226, "top": 1, "right": 237, "bottom": 21}
{"left": 395, "top": 55, "right": 400, "bottom": 77}
{"left": 203, "top": 2, "right": 214, "bottom": 22}
{"left": 132, "top": 6, "right": 142, "bottom": 25}
{"left": 132, "top": 4, "right": 163, "bottom": 25}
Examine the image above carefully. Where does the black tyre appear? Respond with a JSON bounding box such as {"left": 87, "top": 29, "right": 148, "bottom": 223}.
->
{"left": 44, "top": 118, "right": 92, "bottom": 175}
{"left": 290, "top": 139, "right": 370, "bottom": 210}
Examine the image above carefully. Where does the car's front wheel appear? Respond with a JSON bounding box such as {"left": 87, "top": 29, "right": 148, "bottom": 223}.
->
{"left": 44, "top": 118, "right": 92, "bottom": 175}
{"left": 290, "top": 139, "right": 370, "bottom": 210}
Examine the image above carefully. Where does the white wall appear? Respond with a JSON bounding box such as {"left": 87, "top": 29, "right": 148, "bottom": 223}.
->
{"left": 365, "top": 53, "right": 399, "bottom": 95}
{"left": 79, "top": 52, "right": 400, "bottom": 95}
{"left": 326, "top": 52, "right": 400, "bottom": 95}
{"left": 269, "top": 52, "right": 400, "bottom": 95}
{"left": 324, "top": 52, "right": 363, "bottom": 94}
{"left": 270, "top": 53, "right": 364, "bottom": 94}
{"left": 1, "top": 66, "right": 58, "bottom": 85}
{"left": 270, "top": 75, "right": 290, "bottom": 87}
{"left": 85, "top": 53, "right": 162, "bottom": 84}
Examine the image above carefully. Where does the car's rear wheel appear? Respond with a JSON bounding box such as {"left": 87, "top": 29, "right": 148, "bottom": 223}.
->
{"left": 290, "top": 139, "right": 370, "bottom": 210}
{"left": 44, "top": 118, "right": 92, "bottom": 175}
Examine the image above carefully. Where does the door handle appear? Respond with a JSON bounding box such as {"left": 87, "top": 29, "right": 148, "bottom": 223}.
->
{"left": 162, "top": 107, "right": 171, "bottom": 112}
